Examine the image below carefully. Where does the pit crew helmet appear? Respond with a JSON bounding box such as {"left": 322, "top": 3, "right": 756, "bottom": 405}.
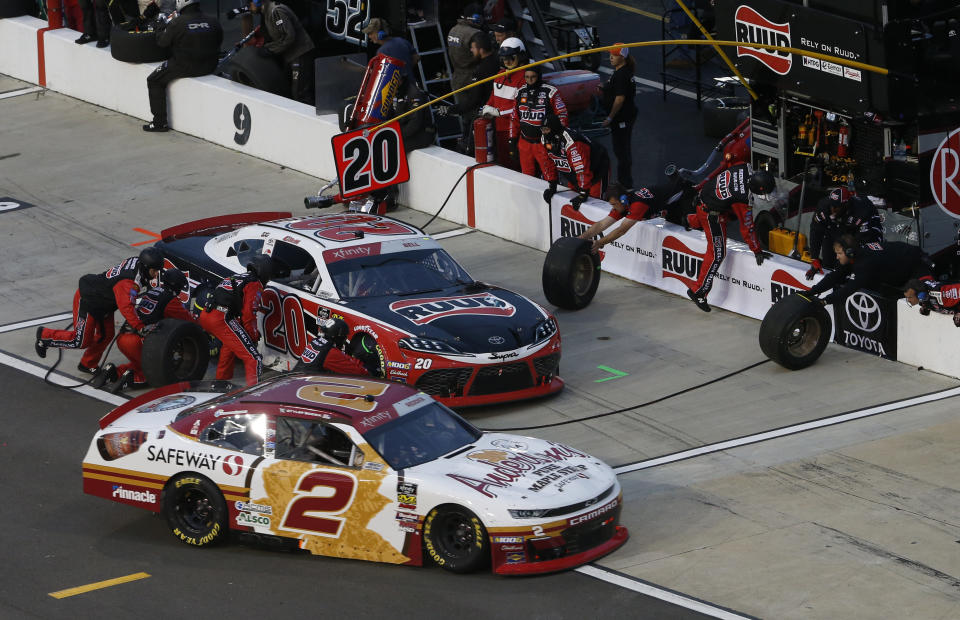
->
{"left": 138, "top": 247, "right": 164, "bottom": 280}
{"left": 827, "top": 187, "right": 853, "bottom": 213}
{"left": 246, "top": 254, "right": 275, "bottom": 285}
{"left": 498, "top": 37, "right": 526, "bottom": 58}
{"left": 160, "top": 268, "right": 187, "bottom": 292}
{"left": 319, "top": 318, "right": 349, "bottom": 347}
{"left": 748, "top": 170, "right": 775, "bottom": 196}
{"left": 175, "top": 0, "right": 199, "bottom": 10}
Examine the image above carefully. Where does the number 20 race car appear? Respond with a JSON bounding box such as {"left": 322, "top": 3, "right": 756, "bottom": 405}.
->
{"left": 153, "top": 212, "right": 563, "bottom": 406}
{"left": 82, "top": 375, "right": 628, "bottom": 574}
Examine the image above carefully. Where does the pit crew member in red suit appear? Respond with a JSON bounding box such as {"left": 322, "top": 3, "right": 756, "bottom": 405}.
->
{"left": 576, "top": 182, "right": 662, "bottom": 251}
{"left": 94, "top": 268, "right": 194, "bottom": 390}
{"left": 904, "top": 279, "right": 960, "bottom": 327}
{"left": 35, "top": 248, "right": 164, "bottom": 374}
{"left": 198, "top": 255, "right": 273, "bottom": 385}
{"left": 685, "top": 166, "right": 775, "bottom": 312}
{"left": 541, "top": 112, "right": 609, "bottom": 204}
{"left": 509, "top": 63, "right": 568, "bottom": 183}
{"left": 481, "top": 37, "right": 527, "bottom": 169}
{"left": 293, "top": 318, "right": 378, "bottom": 376}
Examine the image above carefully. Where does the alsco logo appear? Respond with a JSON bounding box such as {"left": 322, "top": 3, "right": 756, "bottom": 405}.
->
{"left": 735, "top": 5, "right": 792, "bottom": 75}
{"left": 390, "top": 293, "right": 517, "bottom": 324}
{"left": 770, "top": 269, "right": 809, "bottom": 304}
{"left": 662, "top": 236, "right": 703, "bottom": 289}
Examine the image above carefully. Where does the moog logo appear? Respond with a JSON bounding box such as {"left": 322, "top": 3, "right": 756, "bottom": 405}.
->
{"left": 661, "top": 236, "right": 703, "bottom": 289}
{"left": 845, "top": 292, "right": 881, "bottom": 333}
{"left": 735, "top": 5, "right": 793, "bottom": 75}
{"left": 770, "top": 269, "right": 809, "bottom": 304}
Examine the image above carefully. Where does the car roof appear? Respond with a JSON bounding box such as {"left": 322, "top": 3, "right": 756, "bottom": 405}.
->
{"left": 259, "top": 213, "right": 427, "bottom": 249}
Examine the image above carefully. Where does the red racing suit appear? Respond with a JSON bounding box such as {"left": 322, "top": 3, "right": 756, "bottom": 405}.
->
{"left": 40, "top": 257, "right": 147, "bottom": 369}
{"left": 687, "top": 163, "right": 760, "bottom": 298}
{"left": 485, "top": 69, "right": 525, "bottom": 168}
{"left": 543, "top": 128, "right": 609, "bottom": 197}
{"left": 610, "top": 187, "right": 661, "bottom": 222}
{"left": 198, "top": 273, "right": 263, "bottom": 385}
{"left": 116, "top": 284, "right": 194, "bottom": 384}
{"left": 294, "top": 336, "right": 371, "bottom": 376}
{"left": 510, "top": 80, "right": 568, "bottom": 180}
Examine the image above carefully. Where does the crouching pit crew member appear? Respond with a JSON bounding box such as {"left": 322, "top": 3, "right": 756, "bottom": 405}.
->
{"left": 804, "top": 234, "right": 933, "bottom": 306}
{"left": 95, "top": 268, "right": 194, "bottom": 391}
{"left": 904, "top": 279, "right": 960, "bottom": 326}
{"left": 686, "top": 166, "right": 774, "bottom": 312}
{"left": 805, "top": 187, "right": 884, "bottom": 279}
{"left": 577, "top": 182, "right": 661, "bottom": 252}
{"left": 293, "top": 318, "right": 380, "bottom": 377}
{"left": 36, "top": 248, "right": 164, "bottom": 374}
{"left": 541, "top": 112, "right": 609, "bottom": 205}
{"left": 199, "top": 255, "right": 274, "bottom": 385}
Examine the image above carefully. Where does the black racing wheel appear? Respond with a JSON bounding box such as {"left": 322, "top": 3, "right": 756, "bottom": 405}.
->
{"left": 542, "top": 237, "right": 601, "bottom": 310}
{"left": 423, "top": 505, "right": 489, "bottom": 573}
{"left": 759, "top": 292, "right": 832, "bottom": 370}
{"left": 162, "top": 474, "right": 229, "bottom": 547}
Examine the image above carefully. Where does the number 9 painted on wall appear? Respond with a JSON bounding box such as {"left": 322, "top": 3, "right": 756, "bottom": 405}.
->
{"left": 331, "top": 121, "right": 410, "bottom": 200}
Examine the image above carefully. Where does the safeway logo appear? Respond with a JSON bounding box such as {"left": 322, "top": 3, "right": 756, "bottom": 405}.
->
{"left": 931, "top": 127, "right": 960, "bottom": 218}
{"left": 770, "top": 269, "right": 809, "bottom": 304}
{"left": 662, "top": 236, "right": 703, "bottom": 289}
{"left": 735, "top": 5, "right": 792, "bottom": 75}
{"left": 390, "top": 293, "right": 517, "bottom": 325}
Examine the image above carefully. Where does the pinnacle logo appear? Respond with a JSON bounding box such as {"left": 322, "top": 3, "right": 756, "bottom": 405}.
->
{"left": 770, "top": 269, "right": 809, "bottom": 304}
{"left": 735, "top": 5, "right": 792, "bottom": 75}
{"left": 661, "top": 236, "right": 703, "bottom": 289}
{"left": 558, "top": 205, "right": 605, "bottom": 260}
{"left": 390, "top": 293, "right": 516, "bottom": 325}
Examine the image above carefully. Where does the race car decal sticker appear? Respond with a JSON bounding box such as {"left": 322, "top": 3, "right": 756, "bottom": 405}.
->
{"left": 397, "top": 481, "right": 417, "bottom": 509}
{"left": 448, "top": 443, "right": 588, "bottom": 498}
{"left": 323, "top": 243, "right": 382, "bottom": 263}
{"left": 389, "top": 293, "right": 517, "bottom": 325}
{"left": 287, "top": 213, "right": 418, "bottom": 242}
{"left": 146, "top": 446, "right": 226, "bottom": 472}
{"left": 136, "top": 395, "right": 197, "bottom": 413}
{"left": 296, "top": 377, "right": 390, "bottom": 413}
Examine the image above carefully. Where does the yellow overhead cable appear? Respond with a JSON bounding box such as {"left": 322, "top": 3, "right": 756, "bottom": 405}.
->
{"left": 374, "top": 40, "right": 889, "bottom": 131}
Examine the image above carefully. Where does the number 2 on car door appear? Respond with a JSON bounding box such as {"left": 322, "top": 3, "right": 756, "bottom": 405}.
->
{"left": 280, "top": 470, "right": 358, "bottom": 538}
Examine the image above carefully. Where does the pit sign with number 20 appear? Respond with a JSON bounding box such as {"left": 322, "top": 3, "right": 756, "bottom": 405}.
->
{"left": 331, "top": 121, "right": 410, "bottom": 200}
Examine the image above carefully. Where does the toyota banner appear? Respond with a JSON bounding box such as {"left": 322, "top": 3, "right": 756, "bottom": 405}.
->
{"left": 831, "top": 289, "right": 898, "bottom": 360}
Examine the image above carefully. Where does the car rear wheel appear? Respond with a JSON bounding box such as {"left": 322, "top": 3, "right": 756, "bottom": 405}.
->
{"left": 162, "top": 474, "right": 228, "bottom": 547}
{"left": 423, "top": 505, "right": 489, "bottom": 573}
{"left": 142, "top": 319, "right": 211, "bottom": 387}
{"left": 542, "top": 237, "right": 601, "bottom": 310}
{"left": 759, "top": 292, "right": 832, "bottom": 370}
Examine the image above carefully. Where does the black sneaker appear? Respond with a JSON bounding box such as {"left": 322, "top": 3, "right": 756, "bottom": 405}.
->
{"left": 142, "top": 121, "right": 169, "bottom": 133}
{"left": 75, "top": 33, "right": 95, "bottom": 45}
{"left": 96, "top": 39, "right": 110, "bottom": 48}
{"left": 35, "top": 326, "right": 47, "bottom": 359}
{"left": 686, "top": 289, "right": 711, "bottom": 312}
{"left": 91, "top": 363, "right": 118, "bottom": 389}
{"left": 77, "top": 362, "right": 99, "bottom": 375}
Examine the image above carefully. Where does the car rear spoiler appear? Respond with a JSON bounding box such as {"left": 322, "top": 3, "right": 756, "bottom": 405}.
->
{"left": 161, "top": 212, "right": 293, "bottom": 242}
{"left": 98, "top": 380, "right": 239, "bottom": 429}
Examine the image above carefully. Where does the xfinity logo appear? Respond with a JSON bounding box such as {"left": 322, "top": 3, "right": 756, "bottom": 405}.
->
{"left": 330, "top": 246, "right": 372, "bottom": 260}
{"left": 845, "top": 292, "right": 881, "bottom": 333}
{"left": 735, "top": 5, "right": 793, "bottom": 75}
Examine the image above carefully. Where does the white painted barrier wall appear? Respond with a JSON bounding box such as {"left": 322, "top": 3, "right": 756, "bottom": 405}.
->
{"left": 0, "top": 16, "right": 42, "bottom": 85}
{"left": 897, "top": 300, "right": 960, "bottom": 378}
{"left": 474, "top": 166, "right": 554, "bottom": 252}
{"left": 397, "top": 146, "right": 473, "bottom": 226}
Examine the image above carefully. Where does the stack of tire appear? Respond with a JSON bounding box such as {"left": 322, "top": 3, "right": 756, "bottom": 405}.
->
{"left": 110, "top": 24, "right": 170, "bottom": 63}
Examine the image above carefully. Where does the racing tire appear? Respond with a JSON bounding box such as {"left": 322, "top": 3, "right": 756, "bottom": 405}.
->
{"left": 759, "top": 293, "right": 831, "bottom": 370}
{"left": 542, "top": 237, "right": 601, "bottom": 310}
{"left": 703, "top": 96, "right": 750, "bottom": 139}
{"left": 221, "top": 46, "right": 287, "bottom": 96}
{"left": 0, "top": 0, "right": 34, "bottom": 17}
{"left": 162, "top": 474, "right": 229, "bottom": 547}
{"left": 347, "top": 333, "right": 384, "bottom": 378}
{"left": 754, "top": 209, "right": 782, "bottom": 252}
{"left": 423, "top": 505, "right": 489, "bottom": 573}
{"left": 141, "top": 319, "right": 211, "bottom": 387}
{"left": 109, "top": 25, "right": 170, "bottom": 64}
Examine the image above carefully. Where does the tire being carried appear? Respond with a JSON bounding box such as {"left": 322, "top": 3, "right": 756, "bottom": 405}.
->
{"left": 423, "top": 504, "right": 489, "bottom": 573}
{"left": 542, "top": 237, "right": 601, "bottom": 310}
{"left": 759, "top": 292, "right": 831, "bottom": 370}
{"left": 142, "top": 318, "right": 211, "bottom": 387}
{"left": 162, "top": 473, "right": 228, "bottom": 547}
{"left": 110, "top": 25, "right": 170, "bottom": 64}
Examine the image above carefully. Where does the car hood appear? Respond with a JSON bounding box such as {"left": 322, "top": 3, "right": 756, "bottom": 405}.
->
{"left": 344, "top": 285, "right": 551, "bottom": 352}
{"left": 411, "top": 433, "right": 616, "bottom": 507}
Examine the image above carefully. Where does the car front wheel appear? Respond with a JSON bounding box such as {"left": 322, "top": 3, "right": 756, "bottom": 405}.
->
{"left": 162, "top": 474, "right": 228, "bottom": 547}
{"left": 423, "top": 505, "right": 489, "bottom": 573}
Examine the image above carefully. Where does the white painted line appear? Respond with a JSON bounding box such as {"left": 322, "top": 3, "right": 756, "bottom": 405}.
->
{"left": 0, "top": 86, "right": 43, "bottom": 100}
{"left": 613, "top": 386, "right": 960, "bottom": 475}
{"left": 596, "top": 66, "right": 698, "bottom": 100}
{"left": 432, "top": 227, "right": 474, "bottom": 240}
{"left": 576, "top": 566, "right": 752, "bottom": 619}
{"left": 0, "top": 313, "right": 73, "bottom": 334}
{"left": 0, "top": 351, "right": 128, "bottom": 406}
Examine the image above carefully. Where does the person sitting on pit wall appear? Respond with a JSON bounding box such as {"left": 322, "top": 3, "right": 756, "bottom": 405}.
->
{"left": 903, "top": 278, "right": 960, "bottom": 326}
{"left": 576, "top": 183, "right": 665, "bottom": 253}
{"left": 806, "top": 234, "right": 934, "bottom": 306}
{"left": 250, "top": 0, "right": 316, "bottom": 104}
{"left": 363, "top": 17, "right": 420, "bottom": 85}
{"left": 805, "top": 187, "right": 884, "bottom": 278}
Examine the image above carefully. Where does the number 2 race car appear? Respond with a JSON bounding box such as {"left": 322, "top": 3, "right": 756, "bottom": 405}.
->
{"left": 152, "top": 212, "right": 563, "bottom": 407}
{"left": 82, "top": 375, "right": 628, "bottom": 574}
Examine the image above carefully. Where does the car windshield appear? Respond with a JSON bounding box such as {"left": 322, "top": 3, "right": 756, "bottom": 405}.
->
{"left": 362, "top": 402, "right": 482, "bottom": 470}
{"left": 327, "top": 248, "right": 472, "bottom": 299}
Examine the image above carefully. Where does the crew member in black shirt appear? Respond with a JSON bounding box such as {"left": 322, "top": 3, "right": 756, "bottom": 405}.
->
{"left": 601, "top": 44, "right": 637, "bottom": 188}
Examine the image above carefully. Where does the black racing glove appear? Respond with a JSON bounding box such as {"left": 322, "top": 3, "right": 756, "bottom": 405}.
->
{"left": 804, "top": 259, "right": 823, "bottom": 281}
{"left": 755, "top": 250, "right": 771, "bottom": 266}
{"left": 570, "top": 191, "right": 588, "bottom": 210}
{"left": 919, "top": 302, "right": 931, "bottom": 316}
{"left": 542, "top": 180, "right": 558, "bottom": 204}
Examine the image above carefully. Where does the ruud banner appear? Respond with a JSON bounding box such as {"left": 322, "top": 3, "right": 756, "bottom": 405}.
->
{"left": 715, "top": 0, "right": 885, "bottom": 112}
{"left": 832, "top": 290, "right": 898, "bottom": 360}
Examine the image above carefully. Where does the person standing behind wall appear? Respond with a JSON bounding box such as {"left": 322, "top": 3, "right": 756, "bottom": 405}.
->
{"left": 481, "top": 37, "right": 527, "bottom": 170}
{"left": 251, "top": 0, "right": 316, "bottom": 104}
{"left": 601, "top": 44, "right": 637, "bottom": 189}
{"left": 447, "top": 3, "right": 483, "bottom": 93}
{"left": 364, "top": 18, "right": 420, "bottom": 85}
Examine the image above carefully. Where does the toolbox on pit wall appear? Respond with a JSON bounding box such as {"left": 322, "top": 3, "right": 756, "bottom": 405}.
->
{"left": 767, "top": 227, "right": 810, "bottom": 263}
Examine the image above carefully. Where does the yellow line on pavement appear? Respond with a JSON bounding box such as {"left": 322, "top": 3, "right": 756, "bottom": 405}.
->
{"left": 589, "top": 0, "right": 665, "bottom": 21}
{"left": 49, "top": 572, "right": 151, "bottom": 599}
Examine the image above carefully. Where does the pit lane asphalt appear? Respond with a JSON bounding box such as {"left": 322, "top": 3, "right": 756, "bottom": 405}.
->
{"left": 5, "top": 71, "right": 960, "bottom": 619}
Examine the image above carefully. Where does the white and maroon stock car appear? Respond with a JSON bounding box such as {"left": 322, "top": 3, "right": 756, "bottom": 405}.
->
{"left": 155, "top": 211, "right": 563, "bottom": 407}
{"left": 82, "top": 375, "right": 627, "bottom": 574}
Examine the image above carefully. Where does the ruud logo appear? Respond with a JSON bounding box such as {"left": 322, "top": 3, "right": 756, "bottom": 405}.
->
{"left": 845, "top": 292, "right": 881, "bottom": 332}
{"left": 735, "top": 5, "right": 793, "bottom": 75}
{"left": 233, "top": 103, "right": 252, "bottom": 145}
{"left": 770, "top": 269, "right": 809, "bottom": 304}
{"left": 558, "top": 204, "right": 605, "bottom": 258}
{"left": 390, "top": 294, "right": 517, "bottom": 325}
{"left": 661, "top": 236, "right": 703, "bottom": 289}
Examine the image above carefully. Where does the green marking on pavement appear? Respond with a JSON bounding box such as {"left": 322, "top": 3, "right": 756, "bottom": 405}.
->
{"left": 595, "top": 365, "right": 629, "bottom": 382}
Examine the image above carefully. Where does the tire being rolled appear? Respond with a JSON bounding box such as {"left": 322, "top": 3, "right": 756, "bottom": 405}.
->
{"left": 222, "top": 46, "right": 288, "bottom": 96}
{"left": 110, "top": 25, "right": 170, "bottom": 64}
{"left": 759, "top": 292, "right": 831, "bottom": 370}
{"left": 542, "top": 237, "right": 601, "bottom": 310}
{"left": 141, "top": 318, "right": 211, "bottom": 387}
